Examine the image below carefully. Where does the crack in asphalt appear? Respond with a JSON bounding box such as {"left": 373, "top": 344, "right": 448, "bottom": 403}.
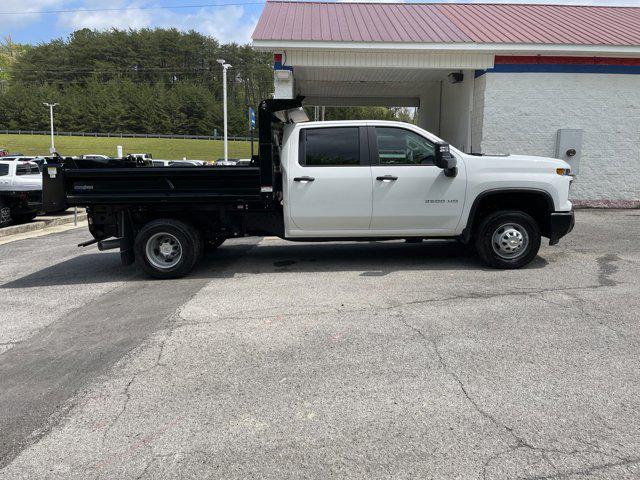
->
{"left": 0, "top": 239, "right": 263, "bottom": 472}
{"left": 520, "top": 457, "right": 640, "bottom": 480}
{"left": 98, "top": 253, "right": 631, "bottom": 478}
{"left": 197, "top": 280, "right": 620, "bottom": 328}
{"left": 3, "top": 239, "right": 634, "bottom": 477}
{"left": 394, "top": 309, "right": 635, "bottom": 480}
{"left": 94, "top": 302, "right": 214, "bottom": 475}
{"left": 134, "top": 450, "right": 211, "bottom": 479}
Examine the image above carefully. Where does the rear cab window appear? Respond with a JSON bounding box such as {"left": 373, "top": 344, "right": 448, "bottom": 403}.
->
{"left": 0, "top": 164, "right": 9, "bottom": 176}
{"left": 299, "top": 127, "right": 366, "bottom": 166}
{"left": 16, "top": 163, "right": 40, "bottom": 175}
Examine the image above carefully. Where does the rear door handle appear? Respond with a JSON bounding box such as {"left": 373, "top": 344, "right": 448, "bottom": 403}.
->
{"left": 376, "top": 175, "right": 398, "bottom": 182}
{"left": 294, "top": 176, "right": 315, "bottom": 183}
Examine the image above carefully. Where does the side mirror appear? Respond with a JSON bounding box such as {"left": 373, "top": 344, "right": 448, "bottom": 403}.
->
{"left": 434, "top": 142, "right": 458, "bottom": 177}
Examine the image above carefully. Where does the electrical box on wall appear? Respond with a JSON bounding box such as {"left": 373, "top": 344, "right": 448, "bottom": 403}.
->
{"left": 556, "top": 129, "right": 583, "bottom": 175}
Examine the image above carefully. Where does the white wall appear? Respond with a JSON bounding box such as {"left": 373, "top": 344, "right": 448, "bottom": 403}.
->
{"left": 475, "top": 72, "right": 640, "bottom": 205}
{"left": 439, "top": 70, "right": 474, "bottom": 152}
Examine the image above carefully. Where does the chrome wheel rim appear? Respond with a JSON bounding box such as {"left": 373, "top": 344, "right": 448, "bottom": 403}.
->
{"left": 145, "top": 232, "right": 183, "bottom": 269}
{"left": 491, "top": 223, "right": 529, "bottom": 259}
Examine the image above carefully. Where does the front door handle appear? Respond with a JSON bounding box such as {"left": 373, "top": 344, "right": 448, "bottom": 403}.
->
{"left": 376, "top": 175, "right": 398, "bottom": 182}
{"left": 294, "top": 176, "right": 315, "bottom": 183}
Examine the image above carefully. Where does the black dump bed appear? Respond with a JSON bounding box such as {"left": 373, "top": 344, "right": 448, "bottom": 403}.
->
{"left": 42, "top": 98, "right": 305, "bottom": 213}
{"left": 43, "top": 162, "right": 261, "bottom": 212}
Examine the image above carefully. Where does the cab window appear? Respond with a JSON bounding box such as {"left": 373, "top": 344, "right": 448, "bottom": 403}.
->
{"left": 0, "top": 164, "right": 8, "bottom": 176}
{"left": 16, "top": 163, "right": 39, "bottom": 175}
{"left": 301, "top": 127, "right": 360, "bottom": 166}
{"left": 374, "top": 127, "right": 436, "bottom": 166}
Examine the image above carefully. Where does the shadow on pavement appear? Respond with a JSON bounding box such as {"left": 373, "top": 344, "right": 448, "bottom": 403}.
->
{"left": 2, "top": 240, "right": 548, "bottom": 288}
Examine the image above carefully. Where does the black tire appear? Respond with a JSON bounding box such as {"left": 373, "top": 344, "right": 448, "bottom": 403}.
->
{"left": 475, "top": 210, "right": 541, "bottom": 269}
{"left": 11, "top": 212, "right": 38, "bottom": 224}
{"left": 134, "top": 219, "right": 201, "bottom": 279}
{"left": 0, "top": 201, "right": 11, "bottom": 228}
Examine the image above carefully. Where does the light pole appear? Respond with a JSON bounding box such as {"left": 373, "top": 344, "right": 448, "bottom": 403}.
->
{"left": 43, "top": 102, "right": 58, "bottom": 154}
{"left": 217, "top": 59, "right": 232, "bottom": 162}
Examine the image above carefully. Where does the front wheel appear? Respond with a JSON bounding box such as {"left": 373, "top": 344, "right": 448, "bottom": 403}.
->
{"left": 134, "top": 219, "right": 202, "bottom": 279}
{"left": 475, "top": 210, "right": 541, "bottom": 269}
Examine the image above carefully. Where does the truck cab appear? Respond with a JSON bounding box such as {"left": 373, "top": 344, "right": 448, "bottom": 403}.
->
{"left": 280, "top": 120, "right": 572, "bottom": 244}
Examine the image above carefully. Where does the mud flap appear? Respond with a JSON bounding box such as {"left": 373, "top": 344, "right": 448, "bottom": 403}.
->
{"left": 119, "top": 210, "right": 135, "bottom": 266}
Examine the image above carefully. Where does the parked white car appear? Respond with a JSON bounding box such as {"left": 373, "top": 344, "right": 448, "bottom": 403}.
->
{"left": 80, "top": 154, "right": 111, "bottom": 160}
{"left": 129, "top": 153, "right": 153, "bottom": 161}
{"left": 0, "top": 161, "right": 42, "bottom": 227}
{"left": 169, "top": 160, "right": 205, "bottom": 166}
{"left": 151, "top": 160, "right": 172, "bottom": 167}
{"left": 2, "top": 156, "right": 48, "bottom": 170}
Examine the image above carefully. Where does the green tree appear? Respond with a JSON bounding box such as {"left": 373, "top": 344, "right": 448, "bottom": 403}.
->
{"left": 1, "top": 28, "right": 408, "bottom": 136}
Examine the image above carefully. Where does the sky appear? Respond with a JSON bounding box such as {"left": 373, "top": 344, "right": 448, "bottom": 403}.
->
{"left": 3, "top": 0, "right": 640, "bottom": 46}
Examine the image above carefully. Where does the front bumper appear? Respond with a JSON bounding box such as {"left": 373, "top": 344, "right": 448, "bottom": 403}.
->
{"left": 548, "top": 211, "right": 575, "bottom": 246}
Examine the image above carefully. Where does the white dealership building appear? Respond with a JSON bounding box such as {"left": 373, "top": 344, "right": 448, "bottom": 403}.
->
{"left": 253, "top": 1, "right": 640, "bottom": 207}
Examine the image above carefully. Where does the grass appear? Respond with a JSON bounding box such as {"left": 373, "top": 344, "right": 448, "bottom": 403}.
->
{"left": 0, "top": 134, "right": 255, "bottom": 163}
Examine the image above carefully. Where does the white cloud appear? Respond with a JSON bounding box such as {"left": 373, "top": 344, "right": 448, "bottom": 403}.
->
{"left": 174, "top": 6, "right": 258, "bottom": 44}
{"left": 60, "top": 1, "right": 152, "bottom": 30}
{"left": 54, "top": 1, "right": 256, "bottom": 44}
{"left": 1, "top": 0, "right": 65, "bottom": 28}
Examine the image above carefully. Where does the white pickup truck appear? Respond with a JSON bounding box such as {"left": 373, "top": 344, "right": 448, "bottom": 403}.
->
{"left": 43, "top": 100, "right": 574, "bottom": 278}
{"left": 0, "top": 160, "right": 42, "bottom": 227}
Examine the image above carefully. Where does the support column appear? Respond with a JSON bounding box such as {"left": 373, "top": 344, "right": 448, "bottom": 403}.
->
{"left": 416, "top": 82, "right": 442, "bottom": 135}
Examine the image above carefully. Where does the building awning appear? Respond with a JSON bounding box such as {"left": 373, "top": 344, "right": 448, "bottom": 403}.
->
{"left": 253, "top": 2, "right": 640, "bottom": 56}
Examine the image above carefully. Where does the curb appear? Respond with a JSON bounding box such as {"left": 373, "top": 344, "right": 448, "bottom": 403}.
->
{"left": 0, "top": 212, "right": 88, "bottom": 239}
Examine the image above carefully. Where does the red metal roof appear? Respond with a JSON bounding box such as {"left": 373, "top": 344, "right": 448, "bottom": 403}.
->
{"left": 253, "top": 2, "right": 640, "bottom": 46}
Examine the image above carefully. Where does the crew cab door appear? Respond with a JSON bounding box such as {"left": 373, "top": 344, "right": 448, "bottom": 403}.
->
{"left": 369, "top": 126, "right": 465, "bottom": 234}
{"left": 285, "top": 126, "right": 372, "bottom": 233}
{"left": 0, "top": 163, "right": 11, "bottom": 188}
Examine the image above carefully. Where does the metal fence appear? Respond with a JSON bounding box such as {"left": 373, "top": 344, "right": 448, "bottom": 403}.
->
{"left": 0, "top": 130, "right": 252, "bottom": 142}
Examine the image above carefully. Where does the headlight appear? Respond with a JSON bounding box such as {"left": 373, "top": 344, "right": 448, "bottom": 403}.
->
{"left": 556, "top": 168, "right": 571, "bottom": 176}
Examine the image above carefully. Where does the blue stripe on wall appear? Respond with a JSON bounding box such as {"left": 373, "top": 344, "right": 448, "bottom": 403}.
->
{"left": 475, "top": 64, "right": 640, "bottom": 77}
{"left": 273, "top": 61, "right": 294, "bottom": 71}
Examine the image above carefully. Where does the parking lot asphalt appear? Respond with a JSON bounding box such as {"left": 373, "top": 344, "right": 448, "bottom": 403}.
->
{"left": 0, "top": 209, "right": 639, "bottom": 479}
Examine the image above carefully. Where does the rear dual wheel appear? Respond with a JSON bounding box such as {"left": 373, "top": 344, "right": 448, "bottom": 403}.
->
{"left": 135, "top": 219, "right": 204, "bottom": 279}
